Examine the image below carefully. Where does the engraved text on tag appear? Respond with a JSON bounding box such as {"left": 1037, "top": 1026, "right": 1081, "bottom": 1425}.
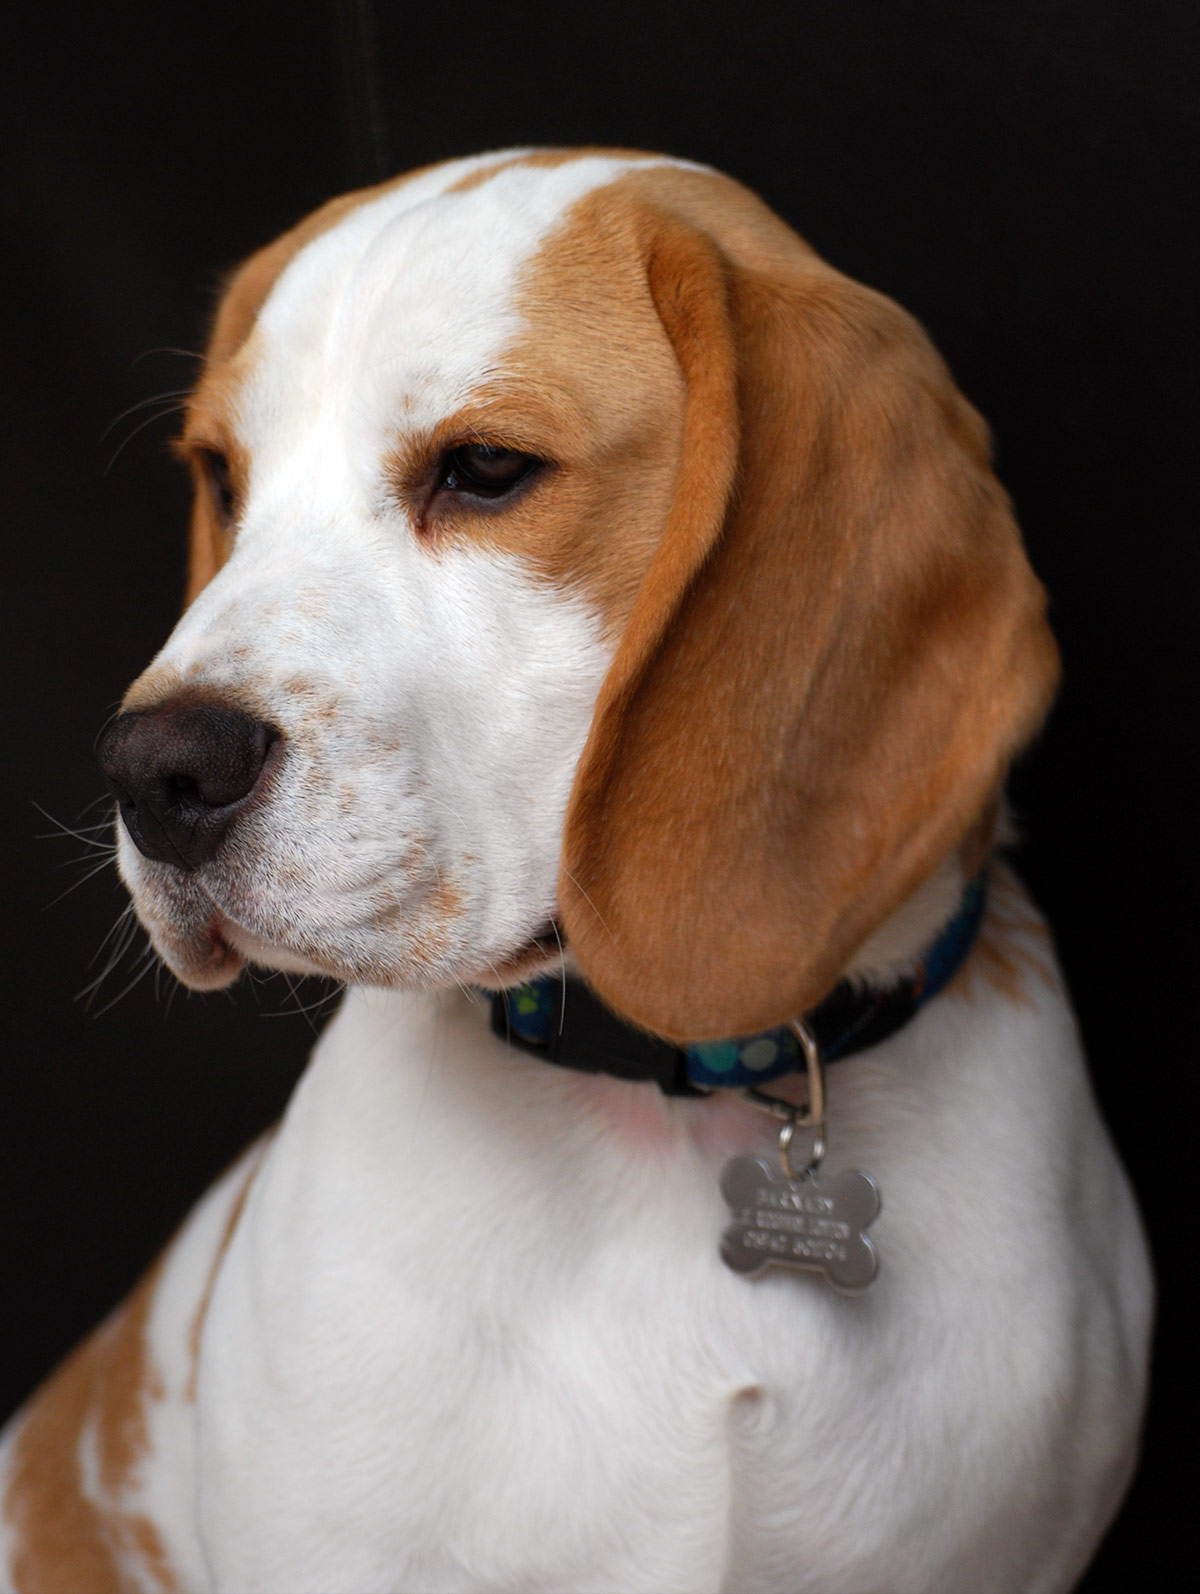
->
{"left": 719, "top": 1154, "right": 881, "bottom": 1292}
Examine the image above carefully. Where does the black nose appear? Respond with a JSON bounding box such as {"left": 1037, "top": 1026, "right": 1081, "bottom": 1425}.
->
{"left": 97, "top": 700, "right": 278, "bottom": 870}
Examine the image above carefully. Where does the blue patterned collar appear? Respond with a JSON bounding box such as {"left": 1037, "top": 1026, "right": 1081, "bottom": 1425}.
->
{"left": 491, "top": 874, "right": 988, "bottom": 1096}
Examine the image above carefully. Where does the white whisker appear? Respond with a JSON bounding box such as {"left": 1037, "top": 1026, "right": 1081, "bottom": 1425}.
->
{"left": 100, "top": 389, "right": 194, "bottom": 443}
{"left": 103, "top": 401, "right": 189, "bottom": 475}
{"left": 88, "top": 944, "right": 159, "bottom": 1017}
{"left": 560, "top": 867, "right": 612, "bottom": 937}
{"left": 45, "top": 855, "right": 119, "bottom": 908}
{"left": 132, "top": 346, "right": 204, "bottom": 366}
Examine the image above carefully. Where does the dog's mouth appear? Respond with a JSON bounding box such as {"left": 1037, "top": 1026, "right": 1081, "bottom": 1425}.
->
{"left": 212, "top": 914, "right": 334, "bottom": 982}
{"left": 129, "top": 829, "right": 568, "bottom": 993}
{"left": 179, "top": 905, "right": 565, "bottom": 994}
{"left": 153, "top": 911, "right": 249, "bottom": 992}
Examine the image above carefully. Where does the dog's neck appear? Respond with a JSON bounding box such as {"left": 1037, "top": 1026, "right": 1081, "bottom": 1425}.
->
{"left": 492, "top": 860, "right": 989, "bottom": 1097}
{"left": 844, "top": 851, "right": 971, "bottom": 985}
{"left": 846, "top": 796, "right": 1003, "bottom": 982}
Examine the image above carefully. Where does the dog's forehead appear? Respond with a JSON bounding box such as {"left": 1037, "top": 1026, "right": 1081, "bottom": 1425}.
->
{"left": 235, "top": 152, "right": 698, "bottom": 439}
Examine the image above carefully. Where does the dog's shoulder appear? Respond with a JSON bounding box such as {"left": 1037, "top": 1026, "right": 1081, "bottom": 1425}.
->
{"left": 0, "top": 1140, "right": 267, "bottom": 1592}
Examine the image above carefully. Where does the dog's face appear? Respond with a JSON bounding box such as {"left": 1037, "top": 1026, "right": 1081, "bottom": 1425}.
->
{"left": 102, "top": 150, "right": 1059, "bottom": 1039}
{"left": 107, "top": 153, "right": 691, "bottom": 992}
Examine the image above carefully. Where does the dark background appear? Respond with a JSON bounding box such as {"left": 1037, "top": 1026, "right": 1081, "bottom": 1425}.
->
{"left": 2, "top": 2, "right": 1195, "bottom": 1586}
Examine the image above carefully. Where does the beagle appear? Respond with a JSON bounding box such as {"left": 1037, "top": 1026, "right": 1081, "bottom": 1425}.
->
{"left": 1, "top": 150, "right": 1152, "bottom": 1593}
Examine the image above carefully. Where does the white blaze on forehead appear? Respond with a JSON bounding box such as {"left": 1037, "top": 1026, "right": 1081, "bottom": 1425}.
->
{"left": 236, "top": 152, "right": 705, "bottom": 480}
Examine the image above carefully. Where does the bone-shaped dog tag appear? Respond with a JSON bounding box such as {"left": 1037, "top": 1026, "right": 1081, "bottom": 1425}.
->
{"left": 719, "top": 1153, "right": 881, "bottom": 1292}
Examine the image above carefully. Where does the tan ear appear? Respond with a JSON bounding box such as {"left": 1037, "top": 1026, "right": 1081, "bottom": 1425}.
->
{"left": 559, "top": 205, "right": 1060, "bottom": 1042}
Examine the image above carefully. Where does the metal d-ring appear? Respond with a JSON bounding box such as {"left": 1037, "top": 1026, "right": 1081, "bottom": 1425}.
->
{"left": 741, "top": 1018, "right": 828, "bottom": 1179}
{"left": 778, "top": 1112, "right": 827, "bottom": 1180}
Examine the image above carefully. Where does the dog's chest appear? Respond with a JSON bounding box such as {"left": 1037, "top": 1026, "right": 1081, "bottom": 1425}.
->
{"left": 183, "top": 980, "right": 1141, "bottom": 1594}
{"left": 192, "top": 990, "right": 903, "bottom": 1590}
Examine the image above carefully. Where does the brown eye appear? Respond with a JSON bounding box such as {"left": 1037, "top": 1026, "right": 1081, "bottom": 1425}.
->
{"left": 199, "top": 448, "right": 236, "bottom": 523}
{"left": 437, "top": 443, "right": 540, "bottom": 499}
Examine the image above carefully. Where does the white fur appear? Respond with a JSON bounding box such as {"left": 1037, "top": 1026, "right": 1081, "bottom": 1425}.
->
{"left": 180, "top": 955, "right": 1150, "bottom": 1594}
{"left": 0, "top": 155, "right": 1152, "bottom": 1593}
{"left": 124, "top": 537, "right": 610, "bottom": 990}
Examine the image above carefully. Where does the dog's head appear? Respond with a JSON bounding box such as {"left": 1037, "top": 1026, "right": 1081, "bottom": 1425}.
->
{"left": 100, "top": 150, "right": 1058, "bottom": 1041}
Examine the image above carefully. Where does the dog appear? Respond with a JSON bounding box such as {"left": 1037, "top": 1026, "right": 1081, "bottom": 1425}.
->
{"left": 1, "top": 149, "right": 1152, "bottom": 1593}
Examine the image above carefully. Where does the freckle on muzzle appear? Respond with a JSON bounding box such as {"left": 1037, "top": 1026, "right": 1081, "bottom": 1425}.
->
{"left": 97, "top": 699, "right": 278, "bottom": 871}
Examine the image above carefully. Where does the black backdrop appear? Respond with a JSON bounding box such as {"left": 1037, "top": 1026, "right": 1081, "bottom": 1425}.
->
{"left": 2, "top": 3, "right": 1195, "bottom": 1586}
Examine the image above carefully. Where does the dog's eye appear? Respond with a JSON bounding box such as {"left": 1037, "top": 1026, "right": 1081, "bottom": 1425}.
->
{"left": 199, "top": 448, "right": 236, "bottom": 523}
{"left": 437, "top": 444, "right": 540, "bottom": 499}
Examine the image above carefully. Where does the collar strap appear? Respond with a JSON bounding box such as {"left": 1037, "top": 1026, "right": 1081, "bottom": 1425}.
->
{"left": 491, "top": 874, "right": 988, "bottom": 1097}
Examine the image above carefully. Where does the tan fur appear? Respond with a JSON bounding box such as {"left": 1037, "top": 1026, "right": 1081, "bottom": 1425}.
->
{"left": 4, "top": 1267, "right": 178, "bottom": 1594}
{"left": 959, "top": 794, "right": 1002, "bottom": 882}
{"left": 388, "top": 195, "right": 690, "bottom": 637}
{"left": 552, "top": 167, "right": 1060, "bottom": 1039}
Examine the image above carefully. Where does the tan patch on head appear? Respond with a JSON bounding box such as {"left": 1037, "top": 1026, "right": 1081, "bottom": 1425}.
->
{"left": 176, "top": 380, "right": 250, "bottom": 607}
{"left": 5, "top": 1265, "right": 178, "bottom": 1593}
{"left": 396, "top": 155, "right": 815, "bottom": 640}
{"left": 389, "top": 159, "right": 850, "bottom": 648}
{"left": 388, "top": 186, "right": 690, "bottom": 636}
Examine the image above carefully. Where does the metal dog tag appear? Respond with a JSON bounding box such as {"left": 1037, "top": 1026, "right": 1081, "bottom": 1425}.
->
{"left": 719, "top": 1017, "right": 880, "bottom": 1291}
{"left": 719, "top": 1153, "right": 881, "bottom": 1292}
